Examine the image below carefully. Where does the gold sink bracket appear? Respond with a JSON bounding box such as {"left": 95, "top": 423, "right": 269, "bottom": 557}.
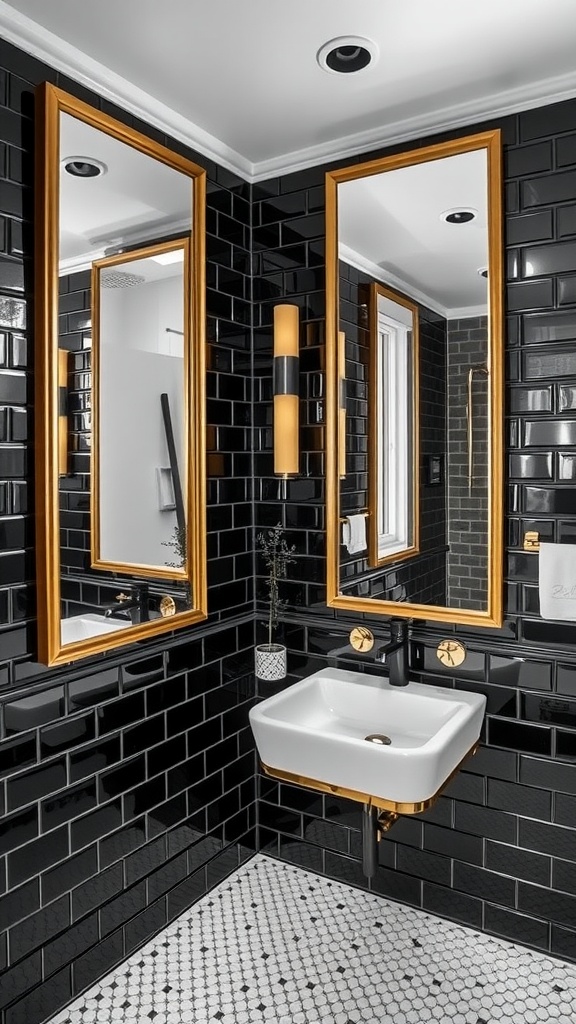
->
{"left": 260, "top": 741, "right": 479, "bottom": 820}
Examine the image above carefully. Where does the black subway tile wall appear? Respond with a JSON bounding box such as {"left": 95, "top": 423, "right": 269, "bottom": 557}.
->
{"left": 0, "top": 39, "right": 256, "bottom": 1024}
{"left": 5, "top": 24, "right": 576, "bottom": 1022}
{"left": 253, "top": 100, "right": 576, "bottom": 962}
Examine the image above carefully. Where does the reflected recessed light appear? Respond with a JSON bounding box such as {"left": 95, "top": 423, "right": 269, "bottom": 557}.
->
{"left": 62, "top": 156, "right": 107, "bottom": 178}
{"left": 440, "top": 208, "right": 477, "bottom": 224}
{"left": 317, "top": 36, "right": 379, "bottom": 75}
{"left": 477, "top": 267, "right": 488, "bottom": 278}
{"left": 150, "top": 250, "right": 185, "bottom": 266}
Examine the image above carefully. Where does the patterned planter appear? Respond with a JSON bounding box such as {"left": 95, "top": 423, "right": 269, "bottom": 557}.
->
{"left": 254, "top": 643, "right": 287, "bottom": 681}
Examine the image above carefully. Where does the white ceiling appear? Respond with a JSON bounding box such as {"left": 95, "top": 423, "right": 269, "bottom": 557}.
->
{"left": 3, "top": 0, "right": 576, "bottom": 180}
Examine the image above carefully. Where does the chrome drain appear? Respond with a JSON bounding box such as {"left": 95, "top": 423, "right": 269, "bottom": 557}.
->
{"left": 365, "top": 734, "right": 391, "bottom": 745}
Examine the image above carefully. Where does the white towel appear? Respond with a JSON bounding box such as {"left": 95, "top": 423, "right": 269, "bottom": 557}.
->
{"left": 342, "top": 514, "right": 367, "bottom": 555}
{"left": 539, "top": 542, "right": 576, "bottom": 620}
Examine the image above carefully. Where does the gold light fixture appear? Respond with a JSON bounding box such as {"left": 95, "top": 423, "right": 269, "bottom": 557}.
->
{"left": 338, "top": 330, "right": 346, "bottom": 479}
{"left": 273, "top": 304, "right": 300, "bottom": 476}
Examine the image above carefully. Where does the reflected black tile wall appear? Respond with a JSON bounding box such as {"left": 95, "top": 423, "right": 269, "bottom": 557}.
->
{"left": 0, "top": 39, "right": 256, "bottom": 1024}
{"left": 253, "top": 100, "right": 576, "bottom": 962}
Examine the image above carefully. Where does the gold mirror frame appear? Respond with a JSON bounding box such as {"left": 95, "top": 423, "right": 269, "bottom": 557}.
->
{"left": 35, "top": 83, "right": 207, "bottom": 665}
{"left": 90, "top": 237, "right": 191, "bottom": 581}
{"left": 326, "top": 129, "right": 504, "bottom": 628}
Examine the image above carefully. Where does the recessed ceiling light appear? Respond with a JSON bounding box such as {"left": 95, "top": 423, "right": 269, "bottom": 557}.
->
{"left": 477, "top": 266, "right": 488, "bottom": 278}
{"left": 62, "top": 156, "right": 107, "bottom": 178}
{"left": 150, "top": 250, "right": 185, "bottom": 266}
{"left": 317, "top": 36, "right": 379, "bottom": 75}
{"left": 440, "top": 208, "right": 477, "bottom": 224}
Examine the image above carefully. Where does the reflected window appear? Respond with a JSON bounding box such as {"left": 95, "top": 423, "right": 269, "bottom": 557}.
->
{"left": 369, "top": 284, "right": 419, "bottom": 567}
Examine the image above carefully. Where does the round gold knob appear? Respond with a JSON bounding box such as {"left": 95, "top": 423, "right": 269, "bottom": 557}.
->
{"left": 349, "top": 626, "right": 375, "bottom": 653}
{"left": 436, "top": 639, "right": 466, "bottom": 668}
{"left": 160, "top": 595, "right": 176, "bottom": 617}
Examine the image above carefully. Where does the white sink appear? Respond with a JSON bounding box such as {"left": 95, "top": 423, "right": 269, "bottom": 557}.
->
{"left": 249, "top": 667, "right": 486, "bottom": 806}
{"left": 61, "top": 613, "right": 130, "bottom": 645}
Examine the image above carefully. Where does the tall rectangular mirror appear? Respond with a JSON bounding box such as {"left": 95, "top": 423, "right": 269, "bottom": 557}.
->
{"left": 326, "top": 130, "right": 504, "bottom": 627}
{"left": 35, "top": 84, "right": 207, "bottom": 666}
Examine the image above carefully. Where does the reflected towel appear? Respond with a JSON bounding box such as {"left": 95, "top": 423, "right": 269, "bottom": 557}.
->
{"left": 342, "top": 514, "right": 367, "bottom": 555}
{"left": 539, "top": 542, "right": 576, "bottom": 620}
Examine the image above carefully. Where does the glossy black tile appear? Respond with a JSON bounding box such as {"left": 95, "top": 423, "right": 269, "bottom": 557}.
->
{"left": 99, "top": 880, "right": 146, "bottom": 937}
{"left": 96, "top": 691, "right": 145, "bottom": 735}
{"left": 485, "top": 840, "right": 551, "bottom": 886}
{"left": 9, "top": 825, "right": 69, "bottom": 887}
{"left": 43, "top": 912, "right": 99, "bottom": 977}
{"left": 0, "top": 877, "right": 39, "bottom": 931}
{"left": 70, "top": 799, "right": 122, "bottom": 852}
{"left": 40, "top": 710, "right": 95, "bottom": 758}
{"left": 0, "top": 804, "right": 37, "bottom": 855}
{"left": 72, "top": 932, "right": 123, "bottom": 996}
{"left": 0, "top": 732, "right": 36, "bottom": 777}
{"left": 488, "top": 778, "right": 551, "bottom": 820}
{"left": 69, "top": 734, "right": 122, "bottom": 783}
{"left": 520, "top": 754, "right": 576, "bottom": 793}
{"left": 7, "top": 756, "right": 67, "bottom": 811}
{"left": 9, "top": 893, "right": 69, "bottom": 960}
{"left": 71, "top": 862, "right": 123, "bottom": 921}
{"left": 41, "top": 845, "right": 98, "bottom": 905}
{"left": 422, "top": 881, "right": 482, "bottom": 928}
{"left": 487, "top": 718, "right": 551, "bottom": 756}
{"left": 0, "top": 953, "right": 42, "bottom": 1011}
{"left": 484, "top": 904, "right": 549, "bottom": 951}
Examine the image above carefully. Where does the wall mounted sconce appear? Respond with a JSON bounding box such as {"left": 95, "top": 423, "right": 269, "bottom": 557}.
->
{"left": 58, "top": 349, "right": 69, "bottom": 476}
{"left": 338, "top": 330, "right": 346, "bottom": 479}
{"left": 273, "top": 304, "right": 300, "bottom": 476}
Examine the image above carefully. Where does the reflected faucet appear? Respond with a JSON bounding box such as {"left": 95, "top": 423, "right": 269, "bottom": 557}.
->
{"left": 102, "top": 585, "right": 150, "bottom": 625}
{"left": 375, "top": 619, "right": 410, "bottom": 687}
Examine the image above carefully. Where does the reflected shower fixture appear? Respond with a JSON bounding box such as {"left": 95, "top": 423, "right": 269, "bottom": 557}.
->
{"left": 466, "top": 364, "right": 489, "bottom": 494}
{"left": 273, "top": 304, "right": 300, "bottom": 477}
{"left": 338, "top": 330, "right": 346, "bottom": 479}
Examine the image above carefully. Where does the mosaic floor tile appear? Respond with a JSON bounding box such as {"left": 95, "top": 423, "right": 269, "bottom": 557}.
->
{"left": 47, "top": 854, "right": 576, "bottom": 1024}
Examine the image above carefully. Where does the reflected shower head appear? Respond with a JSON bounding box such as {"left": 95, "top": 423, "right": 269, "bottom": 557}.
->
{"left": 100, "top": 270, "right": 145, "bottom": 288}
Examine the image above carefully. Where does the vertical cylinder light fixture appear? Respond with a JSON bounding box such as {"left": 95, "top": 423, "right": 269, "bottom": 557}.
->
{"left": 273, "top": 304, "right": 300, "bottom": 476}
{"left": 338, "top": 330, "right": 346, "bottom": 479}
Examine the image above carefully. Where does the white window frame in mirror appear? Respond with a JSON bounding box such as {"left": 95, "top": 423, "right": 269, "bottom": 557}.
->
{"left": 368, "top": 284, "right": 419, "bottom": 567}
{"left": 325, "top": 129, "right": 504, "bottom": 629}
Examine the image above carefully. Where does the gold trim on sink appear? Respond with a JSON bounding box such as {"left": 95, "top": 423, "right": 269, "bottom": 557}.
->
{"left": 260, "top": 741, "right": 479, "bottom": 815}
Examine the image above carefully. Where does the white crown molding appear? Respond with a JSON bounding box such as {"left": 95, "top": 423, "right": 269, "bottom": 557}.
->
{"left": 251, "top": 71, "right": 576, "bottom": 182}
{"left": 0, "top": 0, "right": 254, "bottom": 180}
{"left": 339, "top": 244, "right": 487, "bottom": 321}
{"left": 3, "top": 0, "right": 576, "bottom": 185}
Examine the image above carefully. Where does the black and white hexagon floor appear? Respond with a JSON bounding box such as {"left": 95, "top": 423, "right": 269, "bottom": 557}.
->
{"left": 49, "top": 854, "right": 576, "bottom": 1024}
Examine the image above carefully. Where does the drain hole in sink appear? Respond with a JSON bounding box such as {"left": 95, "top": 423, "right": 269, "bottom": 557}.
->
{"left": 365, "top": 734, "right": 391, "bottom": 745}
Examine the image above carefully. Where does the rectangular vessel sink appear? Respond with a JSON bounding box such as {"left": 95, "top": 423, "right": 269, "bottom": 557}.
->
{"left": 249, "top": 667, "right": 486, "bottom": 806}
{"left": 61, "top": 613, "right": 129, "bottom": 645}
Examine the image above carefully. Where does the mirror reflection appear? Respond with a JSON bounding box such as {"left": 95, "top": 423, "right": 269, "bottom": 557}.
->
{"left": 327, "top": 131, "right": 503, "bottom": 627}
{"left": 92, "top": 241, "right": 188, "bottom": 575}
{"left": 35, "top": 85, "right": 206, "bottom": 665}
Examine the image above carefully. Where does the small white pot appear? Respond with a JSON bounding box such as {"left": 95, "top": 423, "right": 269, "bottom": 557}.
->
{"left": 255, "top": 643, "right": 287, "bottom": 681}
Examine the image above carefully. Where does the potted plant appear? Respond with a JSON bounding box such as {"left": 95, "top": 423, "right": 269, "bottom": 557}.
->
{"left": 255, "top": 523, "right": 296, "bottom": 680}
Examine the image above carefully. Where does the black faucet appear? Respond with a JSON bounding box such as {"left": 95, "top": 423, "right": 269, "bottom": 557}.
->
{"left": 375, "top": 618, "right": 410, "bottom": 686}
{"left": 102, "top": 585, "right": 150, "bottom": 625}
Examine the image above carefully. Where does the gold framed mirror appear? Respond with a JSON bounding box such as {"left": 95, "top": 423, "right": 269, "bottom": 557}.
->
{"left": 326, "top": 130, "right": 504, "bottom": 627}
{"left": 35, "top": 84, "right": 207, "bottom": 665}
